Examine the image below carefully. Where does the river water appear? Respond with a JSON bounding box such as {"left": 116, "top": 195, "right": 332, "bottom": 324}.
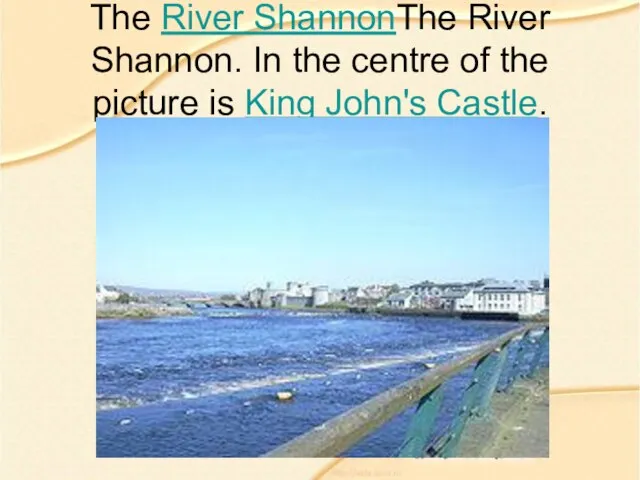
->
{"left": 96, "top": 309, "right": 533, "bottom": 457}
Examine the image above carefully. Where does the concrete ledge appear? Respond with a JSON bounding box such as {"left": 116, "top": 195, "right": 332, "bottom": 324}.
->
{"left": 457, "top": 369, "right": 549, "bottom": 458}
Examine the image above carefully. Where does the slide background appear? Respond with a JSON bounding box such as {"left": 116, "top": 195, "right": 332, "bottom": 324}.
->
{"left": 1, "top": 1, "right": 638, "bottom": 478}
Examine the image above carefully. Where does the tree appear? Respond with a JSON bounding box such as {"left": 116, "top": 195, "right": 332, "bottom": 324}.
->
{"left": 115, "top": 292, "right": 134, "bottom": 304}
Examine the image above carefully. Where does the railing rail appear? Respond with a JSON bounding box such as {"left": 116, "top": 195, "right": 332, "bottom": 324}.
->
{"left": 263, "top": 323, "right": 549, "bottom": 458}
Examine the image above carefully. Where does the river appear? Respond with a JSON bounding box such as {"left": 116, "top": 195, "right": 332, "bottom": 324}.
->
{"left": 96, "top": 308, "right": 532, "bottom": 457}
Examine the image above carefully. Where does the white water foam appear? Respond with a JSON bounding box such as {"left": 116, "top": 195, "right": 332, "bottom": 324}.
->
{"left": 97, "top": 342, "right": 481, "bottom": 411}
{"left": 333, "top": 343, "right": 478, "bottom": 372}
{"left": 206, "top": 311, "right": 245, "bottom": 318}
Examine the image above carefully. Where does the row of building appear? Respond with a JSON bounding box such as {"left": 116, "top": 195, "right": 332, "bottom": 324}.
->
{"left": 386, "top": 281, "right": 548, "bottom": 316}
{"left": 247, "top": 282, "right": 406, "bottom": 309}
{"left": 246, "top": 276, "right": 549, "bottom": 316}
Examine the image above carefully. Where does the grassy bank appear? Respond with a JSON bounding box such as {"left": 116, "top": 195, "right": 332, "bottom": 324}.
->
{"left": 96, "top": 303, "right": 194, "bottom": 319}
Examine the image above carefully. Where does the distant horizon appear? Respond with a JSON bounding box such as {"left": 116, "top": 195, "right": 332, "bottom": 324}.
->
{"left": 97, "top": 117, "right": 549, "bottom": 291}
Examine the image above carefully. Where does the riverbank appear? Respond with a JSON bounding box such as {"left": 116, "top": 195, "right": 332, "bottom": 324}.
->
{"left": 275, "top": 304, "right": 548, "bottom": 323}
{"left": 97, "top": 301, "right": 549, "bottom": 323}
{"left": 96, "top": 303, "right": 194, "bottom": 319}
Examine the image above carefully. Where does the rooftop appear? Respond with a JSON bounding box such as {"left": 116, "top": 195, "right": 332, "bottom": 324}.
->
{"left": 387, "top": 291, "right": 414, "bottom": 301}
{"left": 477, "top": 283, "right": 534, "bottom": 293}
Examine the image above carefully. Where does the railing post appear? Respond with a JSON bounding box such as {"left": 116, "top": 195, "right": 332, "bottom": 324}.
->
{"left": 499, "top": 331, "right": 532, "bottom": 391}
{"left": 397, "top": 386, "right": 444, "bottom": 458}
{"left": 496, "top": 339, "right": 515, "bottom": 392}
{"left": 438, "top": 353, "right": 495, "bottom": 458}
{"left": 515, "top": 330, "right": 536, "bottom": 381}
{"left": 474, "top": 345, "right": 509, "bottom": 416}
{"left": 526, "top": 327, "right": 549, "bottom": 377}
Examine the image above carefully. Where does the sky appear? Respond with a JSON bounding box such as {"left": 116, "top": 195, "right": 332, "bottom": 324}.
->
{"left": 97, "top": 117, "right": 549, "bottom": 293}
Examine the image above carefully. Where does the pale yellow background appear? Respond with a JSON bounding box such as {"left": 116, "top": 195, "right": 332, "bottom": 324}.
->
{"left": 1, "top": 0, "right": 639, "bottom": 478}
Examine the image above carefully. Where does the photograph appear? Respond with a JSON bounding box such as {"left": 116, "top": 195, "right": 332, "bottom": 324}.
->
{"left": 96, "top": 117, "right": 549, "bottom": 458}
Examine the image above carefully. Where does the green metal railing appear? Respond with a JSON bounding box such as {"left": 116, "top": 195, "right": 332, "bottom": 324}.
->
{"left": 263, "top": 323, "right": 549, "bottom": 458}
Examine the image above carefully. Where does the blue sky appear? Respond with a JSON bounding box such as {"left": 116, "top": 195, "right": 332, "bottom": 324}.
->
{"left": 97, "top": 117, "right": 549, "bottom": 292}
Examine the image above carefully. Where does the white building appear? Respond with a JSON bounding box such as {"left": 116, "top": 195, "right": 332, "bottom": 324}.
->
{"left": 469, "top": 283, "right": 546, "bottom": 315}
{"left": 386, "top": 291, "right": 416, "bottom": 309}
{"left": 362, "top": 284, "right": 391, "bottom": 300}
{"left": 96, "top": 284, "right": 119, "bottom": 303}
{"left": 329, "top": 289, "right": 345, "bottom": 304}
{"left": 454, "top": 289, "right": 475, "bottom": 311}
{"left": 345, "top": 287, "right": 366, "bottom": 303}
{"left": 311, "top": 286, "right": 330, "bottom": 306}
{"left": 440, "top": 287, "right": 473, "bottom": 310}
{"left": 286, "top": 282, "right": 312, "bottom": 297}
